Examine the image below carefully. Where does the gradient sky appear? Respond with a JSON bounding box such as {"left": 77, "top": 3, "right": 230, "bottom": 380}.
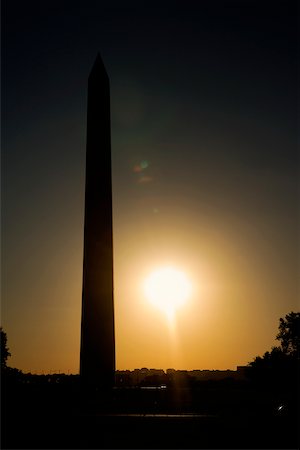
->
{"left": 2, "top": 0, "right": 298, "bottom": 373}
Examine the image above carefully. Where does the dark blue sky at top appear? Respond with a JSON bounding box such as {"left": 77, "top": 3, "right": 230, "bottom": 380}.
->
{"left": 2, "top": 0, "right": 298, "bottom": 329}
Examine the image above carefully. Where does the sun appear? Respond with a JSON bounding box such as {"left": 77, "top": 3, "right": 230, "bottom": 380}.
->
{"left": 144, "top": 266, "right": 192, "bottom": 319}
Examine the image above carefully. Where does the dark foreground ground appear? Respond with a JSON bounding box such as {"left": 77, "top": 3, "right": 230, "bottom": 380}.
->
{"left": 2, "top": 380, "right": 299, "bottom": 449}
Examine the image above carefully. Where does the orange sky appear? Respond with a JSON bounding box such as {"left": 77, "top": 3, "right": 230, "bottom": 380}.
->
{"left": 4, "top": 189, "right": 298, "bottom": 373}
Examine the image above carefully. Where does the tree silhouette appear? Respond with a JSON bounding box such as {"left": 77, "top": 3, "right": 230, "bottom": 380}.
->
{"left": 1, "top": 327, "right": 11, "bottom": 369}
{"left": 276, "top": 311, "right": 300, "bottom": 357}
{"left": 247, "top": 312, "right": 299, "bottom": 391}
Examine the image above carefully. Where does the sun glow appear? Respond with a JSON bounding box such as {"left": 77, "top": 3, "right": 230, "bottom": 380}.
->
{"left": 144, "top": 267, "right": 192, "bottom": 320}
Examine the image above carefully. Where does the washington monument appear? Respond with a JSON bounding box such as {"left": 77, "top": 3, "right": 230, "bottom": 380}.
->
{"left": 80, "top": 54, "right": 115, "bottom": 387}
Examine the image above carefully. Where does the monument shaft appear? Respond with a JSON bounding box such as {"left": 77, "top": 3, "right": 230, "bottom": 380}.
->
{"left": 80, "top": 55, "right": 115, "bottom": 387}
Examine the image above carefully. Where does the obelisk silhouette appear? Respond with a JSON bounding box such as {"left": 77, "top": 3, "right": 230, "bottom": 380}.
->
{"left": 80, "top": 54, "right": 115, "bottom": 388}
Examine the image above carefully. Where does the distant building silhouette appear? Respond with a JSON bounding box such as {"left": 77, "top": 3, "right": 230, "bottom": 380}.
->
{"left": 80, "top": 54, "right": 115, "bottom": 388}
{"left": 115, "top": 367, "right": 248, "bottom": 386}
